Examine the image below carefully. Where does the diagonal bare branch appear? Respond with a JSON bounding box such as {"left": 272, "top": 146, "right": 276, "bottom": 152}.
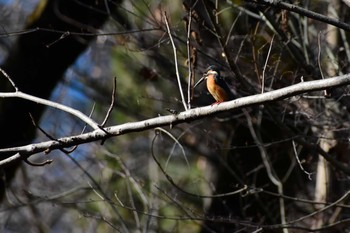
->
{"left": 1, "top": 73, "right": 350, "bottom": 167}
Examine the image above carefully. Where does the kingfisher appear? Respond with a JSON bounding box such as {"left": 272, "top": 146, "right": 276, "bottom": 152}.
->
{"left": 194, "top": 66, "right": 234, "bottom": 104}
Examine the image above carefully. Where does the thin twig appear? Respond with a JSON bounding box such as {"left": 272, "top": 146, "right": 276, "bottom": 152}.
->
{"left": 202, "top": 1, "right": 249, "bottom": 88}
{"left": 0, "top": 67, "right": 18, "bottom": 91}
{"left": 113, "top": 152, "right": 143, "bottom": 228}
{"left": 163, "top": 11, "right": 188, "bottom": 110}
{"left": 256, "top": 0, "right": 350, "bottom": 32}
{"left": 262, "top": 35, "right": 275, "bottom": 94}
{"left": 29, "top": 113, "right": 77, "bottom": 154}
{"left": 287, "top": 190, "right": 350, "bottom": 225}
{"left": 243, "top": 109, "right": 288, "bottom": 233}
{"left": 224, "top": 11, "right": 242, "bottom": 47}
{"left": 292, "top": 140, "right": 313, "bottom": 180}
{"left": 186, "top": 8, "right": 193, "bottom": 109}
{"left": 317, "top": 31, "right": 329, "bottom": 97}
{"left": 24, "top": 158, "right": 53, "bottom": 166}
{"left": 0, "top": 27, "right": 161, "bottom": 39}
{"left": 81, "top": 212, "right": 121, "bottom": 232}
{"left": 104, "top": 149, "right": 149, "bottom": 206}
{"left": 68, "top": 154, "right": 130, "bottom": 233}
{"left": 154, "top": 184, "right": 216, "bottom": 232}
{"left": 155, "top": 127, "right": 190, "bottom": 170}
{"left": 151, "top": 130, "right": 247, "bottom": 198}
{"left": 101, "top": 77, "right": 117, "bottom": 127}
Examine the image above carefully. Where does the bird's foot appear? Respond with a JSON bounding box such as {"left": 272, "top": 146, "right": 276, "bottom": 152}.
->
{"left": 211, "top": 101, "right": 223, "bottom": 106}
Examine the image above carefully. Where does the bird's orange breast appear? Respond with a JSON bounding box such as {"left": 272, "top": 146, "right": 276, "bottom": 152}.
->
{"left": 206, "top": 75, "right": 229, "bottom": 102}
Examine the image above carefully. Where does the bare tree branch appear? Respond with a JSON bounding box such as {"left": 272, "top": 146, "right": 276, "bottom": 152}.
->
{"left": 0, "top": 91, "right": 101, "bottom": 130}
{"left": 1, "top": 73, "right": 350, "bottom": 167}
{"left": 163, "top": 11, "right": 188, "bottom": 111}
{"left": 256, "top": 0, "right": 350, "bottom": 32}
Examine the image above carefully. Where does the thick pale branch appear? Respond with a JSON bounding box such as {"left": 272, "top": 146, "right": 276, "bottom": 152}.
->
{"left": 1, "top": 74, "right": 350, "bottom": 166}
{"left": 0, "top": 91, "right": 100, "bottom": 130}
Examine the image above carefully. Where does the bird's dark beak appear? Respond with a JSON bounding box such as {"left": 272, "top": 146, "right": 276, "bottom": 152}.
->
{"left": 193, "top": 75, "right": 206, "bottom": 88}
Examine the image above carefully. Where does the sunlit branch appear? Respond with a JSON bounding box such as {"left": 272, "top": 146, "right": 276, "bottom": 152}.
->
{"left": 1, "top": 73, "right": 350, "bottom": 167}
{"left": 186, "top": 8, "right": 193, "bottom": 109}
{"left": 0, "top": 91, "right": 101, "bottom": 130}
{"left": 163, "top": 11, "right": 188, "bottom": 111}
{"left": 101, "top": 77, "right": 117, "bottom": 127}
{"left": 0, "top": 67, "right": 101, "bottom": 130}
{"left": 262, "top": 35, "right": 274, "bottom": 94}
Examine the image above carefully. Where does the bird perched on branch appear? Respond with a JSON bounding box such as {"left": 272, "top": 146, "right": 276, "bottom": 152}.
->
{"left": 194, "top": 65, "right": 234, "bottom": 104}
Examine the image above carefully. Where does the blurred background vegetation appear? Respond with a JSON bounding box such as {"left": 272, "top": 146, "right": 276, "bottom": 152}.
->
{"left": 1, "top": 0, "right": 350, "bottom": 232}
